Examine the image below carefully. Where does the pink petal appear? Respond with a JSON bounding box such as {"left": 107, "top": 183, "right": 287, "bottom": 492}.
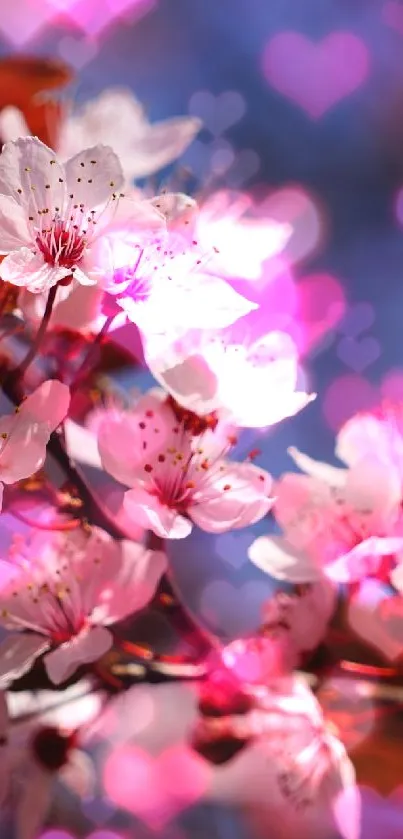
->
{"left": 124, "top": 487, "right": 192, "bottom": 538}
{"left": 190, "top": 463, "right": 273, "bottom": 533}
{"left": 344, "top": 458, "right": 401, "bottom": 521}
{"left": 93, "top": 541, "right": 167, "bottom": 624}
{"left": 347, "top": 579, "right": 403, "bottom": 661}
{"left": 20, "top": 379, "right": 70, "bottom": 430}
{"left": 248, "top": 535, "right": 322, "bottom": 583}
{"left": 336, "top": 413, "right": 392, "bottom": 468}
{"left": 326, "top": 536, "right": 403, "bottom": 583}
{"left": 0, "top": 633, "right": 50, "bottom": 687}
{"left": 44, "top": 625, "right": 113, "bottom": 685}
{"left": 97, "top": 413, "right": 144, "bottom": 487}
{"left": 0, "top": 194, "right": 30, "bottom": 253}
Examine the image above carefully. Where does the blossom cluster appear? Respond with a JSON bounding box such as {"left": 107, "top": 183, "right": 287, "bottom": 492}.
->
{"left": 0, "top": 84, "right": 392, "bottom": 839}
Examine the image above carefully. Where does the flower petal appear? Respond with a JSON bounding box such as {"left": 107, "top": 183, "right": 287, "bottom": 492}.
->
{"left": 19, "top": 378, "right": 70, "bottom": 431}
{"left": 15, "top": 766, "right": 52, "bottom": 839}
{"left": 336, "top": 413, "right": 395, "bottom": 468}
{"left": 64, "top": 144, "right": 124, "bottom": 209}
{"left": 1, "top": 248, "right": 72, "bottom": 291}
{"left": 248, "top": 535, "right": 322, "bottom": 583}
{"left": 124, "top": 115, "right": 202, "bottom": 179}
{"left": 0, "top": 105, "right": 30, "bottom": 143}
{"left": 0, "top": 633, "right": 50, "bottom": 687}
{"left": 190, "top": 463, "right": 273, "bottom": 533}
{"left": 97, "top": 413, "right": 145, "bottom": 487}
{"left": 124, "top": 486, "right": 192, "bottom": 538}
{"left": 93, "top": 541, "right": 167, "bottom": 624}
{"left": 164, "top": 272, "right": 257, "bottom": 330}
{"left": 44, "top": 625, "right": 113, "bottom": 685}
{"left": 326, "top": 536, "right": 403, "bottom": 583}
{"left": 287, "top": 446, "right": 347, "bottom": 487}
{"left": 0, "top": 194, "right": 31, "bottom": 253}
{"left": 0, "top": 136, "right": 66, "bottom": 218}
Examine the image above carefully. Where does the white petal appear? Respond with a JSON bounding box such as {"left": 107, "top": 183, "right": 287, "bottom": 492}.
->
{"left": 0, "top": 194, "right": 31, "bottom": 253}
{"left": 44, "top": 626, "right": 112, "bottom": 685}
{"left": 0, "top": 106, "right": 30, "bottom": 143}
{"left": 0, "top": 634, "right": 50, "bottom": 687}
{"left": 123, "top": 115, "right": 202, "bottom": 179}
{"left": 1, "top": 248, "right": 71, "bottom": 292}
{"left": 64, "top": 144, "right": 124, "bottom": 209}
{"left": 0, "top": 136, "right": 66, "bottom": 218}
{"left": 248, "top": 535, "right": 322, "bottom": 583}
{"left": 287, "top": 447, "right": 347, "bottom": 487}
{"left": 64, "top": 419, "right": 102, "bottom": 469}
{"left": 168, "top": 272, "right": 257, "bottom": 329}
{"left": 15, "top": 767, "right": 51, "bottom": 839}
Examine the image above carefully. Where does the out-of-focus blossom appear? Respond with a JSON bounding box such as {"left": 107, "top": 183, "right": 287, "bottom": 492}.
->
{"left": 259, "top": 583, "right": 337, "bottom": 664}
{"left": 0, "top": 689, "right": 95, "bottom": 839}
{"left": 0, "top": 525, "right": 166, "bottom": 686}
{"left": 194, "top": 189, "right": 292, "bottom": 280}
{"left": 192, "top": 639, "right": 358, "bottom": 837}
{"left": 0, "top": 136, "right": 163, "bottom": 293}
{"left": 88, "top": 191, "right": 257, "bottom": 342}
{"left": 0, "top": 87, "right": 202, "bottom": 182}
{"left": 0, "top": 379, "right": 69, "bottom": 512}
{"left": 97, "top": 388, "right": 273, "bottom": 539}
{"left": 249, "top": 443, "right": 403, "bottom": 585}
{"left": 145, "top": 327, "right": 315, "bottom": 428}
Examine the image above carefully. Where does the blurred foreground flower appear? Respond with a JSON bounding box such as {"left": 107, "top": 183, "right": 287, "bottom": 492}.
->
{"left": 0, "top": 87, "right": 202, "bottom": 183}
{"left": 0, "top": 525, "right": 166, "bottom": 686}
{"left": 0, "top": 379, "right": 69, "bottom": 511}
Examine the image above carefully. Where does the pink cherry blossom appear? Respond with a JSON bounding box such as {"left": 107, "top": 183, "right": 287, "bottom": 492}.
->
{"left": 259, "top": 582, "right": 337, "bottom": 664}
{"left": 0, "top": 87, "right": 202, "bottom": 182}
{"left": 144, "top": 327, "right": 315, "bottom": 428}
{"left": 0, "top": 136, "right": 163, "bottom": 294}
{"left": 97, "top": 389, "right": 273, "bottom": 539}
{"left": 87, "top": 192, "right": 258, "bottom": 340}
{"left": 249, "top": 444, "right": 403, "bottom": 586}
{"left": 0, "top": 525, "right": 166, "bottom": 686}
{"left": 0, "top": 378, "right": 70, "bottom": 511}
{"left": 336, "top": 401, "right": 403, "bottom": 491}
{"left": 193, "top": 646, "right": 358, "bottom": 833}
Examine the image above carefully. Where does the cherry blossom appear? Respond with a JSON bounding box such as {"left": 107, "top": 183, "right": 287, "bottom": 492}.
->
{"left": 0, "top": 136, "right": 163, "bottom": 294}
{"left": 0, "top": 87, "right": 202, "bottom": 182}
{"left": 145, "top": 327, "right": 315, "bottom": 428}
{"left": 192, "top": 640, "right": 358, "bottom": 837}
{"left": 249, "top": 444, "right": 403, "bottom": 585}
{"left": 0, "top": 525, "right": 166, "bottom": 686}
{"left": 87, "top": 192, "right": 258, "bottom": 341}
{"left": 0, "top": 379, "right": 70, "bottom": 512}
{"left": 97, "top": 388, "right": 273, "bottom": 539}
{"left": 0, "top": 687, "right": 98, "bottom": 839}
{"left": 259, "top": 583, "right": 337, "bottom": 665}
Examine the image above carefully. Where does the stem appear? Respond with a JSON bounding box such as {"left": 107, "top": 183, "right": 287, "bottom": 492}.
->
{"left": 70, "top": 314, "right": 114, "bottom": 394}
{"left": 13, "top": 283, "right": 58, "bottom": 380}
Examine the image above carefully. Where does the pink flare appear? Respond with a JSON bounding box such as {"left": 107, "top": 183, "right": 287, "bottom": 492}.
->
{"left": 323, "top": 374, "right": 379, "bottom": 431}
{"left": 296, "top": 273, "right": 346, "bottom": 355}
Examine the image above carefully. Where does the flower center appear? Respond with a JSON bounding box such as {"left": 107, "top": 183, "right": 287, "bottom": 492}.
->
{"left": 36, "top": 220, "right": 86, "bottom": 268}
{"left": 31, "top": 726, "right": 76, "bottom": 771}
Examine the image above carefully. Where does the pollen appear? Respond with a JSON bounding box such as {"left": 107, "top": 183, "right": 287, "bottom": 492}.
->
{"left": 223, "top": 484, "right": 231, "bottom": 491}
{"left": 1, "top": 433, "right": 7, "bottom": 439}
{"left": 144, "top": 464, "right": 153, "bottom": 472}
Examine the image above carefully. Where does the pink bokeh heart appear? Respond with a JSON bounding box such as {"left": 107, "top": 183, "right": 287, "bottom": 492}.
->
{"left": 262, "top": 31, "right": 370, "bottom": 119}
{"left": 189, "top": 90, "right": 247, "bottom": 136}
{"left": 103, "top": 744, "right": 210, "bottom": 828}
{"left": 383, "top": 1, "right": 403, "bottom": 37}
